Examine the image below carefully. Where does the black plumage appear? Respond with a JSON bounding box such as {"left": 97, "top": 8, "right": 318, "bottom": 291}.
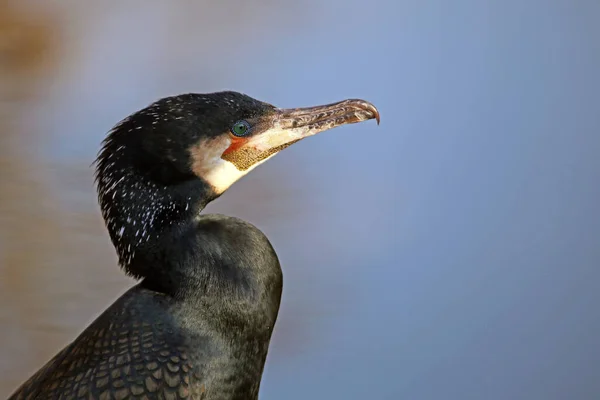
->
{"left": 9, "top": 91, "right": 379, "bottom": 399}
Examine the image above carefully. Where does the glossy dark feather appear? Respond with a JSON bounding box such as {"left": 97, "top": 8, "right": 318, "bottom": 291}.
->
{"left": 10, "top": 287, "right": 207, "bottom": 399}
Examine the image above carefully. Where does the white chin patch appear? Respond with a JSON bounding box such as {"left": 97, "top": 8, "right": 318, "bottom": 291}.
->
{"left": 189, "top": 136, "right": 275, "bottom": 195}
{"left": 203, "top": 158, "right": 251, "bottom": 194}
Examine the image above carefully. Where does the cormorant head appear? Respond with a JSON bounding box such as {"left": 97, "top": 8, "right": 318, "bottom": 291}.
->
{"left": 95, "top": 91, "right": 378, "bottom": 270}
{"left": 99, "top": 91, "right": 379, "bottom": 196}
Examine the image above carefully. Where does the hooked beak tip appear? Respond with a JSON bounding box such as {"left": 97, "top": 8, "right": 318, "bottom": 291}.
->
{"left": 368, "top": 104, "right": 381, "bottom": 125}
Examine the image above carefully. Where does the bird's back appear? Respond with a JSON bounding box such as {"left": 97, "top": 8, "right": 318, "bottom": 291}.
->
{"left": 9, "top": 285, "right": 214, "bottom": 400}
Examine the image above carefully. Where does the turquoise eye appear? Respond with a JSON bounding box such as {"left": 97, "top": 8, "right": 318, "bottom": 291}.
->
{"left": 231, "top": 120, "right": 251, "bottom": 137}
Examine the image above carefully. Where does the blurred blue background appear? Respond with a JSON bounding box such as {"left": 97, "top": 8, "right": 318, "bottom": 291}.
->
{"left": 0, "top": 0, "right": 599, "bottom": 398}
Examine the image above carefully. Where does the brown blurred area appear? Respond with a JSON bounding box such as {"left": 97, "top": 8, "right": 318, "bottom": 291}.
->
{"left": 0, "top": 2, "right": 320, "bottom": 396}
{"left": 0, "top": 1, "right": 111, "bottom": 394}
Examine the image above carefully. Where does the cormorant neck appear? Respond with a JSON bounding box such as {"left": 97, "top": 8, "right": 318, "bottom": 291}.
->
{"left": 96, "top": 159, "right": 217, "bottom": 278}
{"left": 94, "top": 134, "right": 282, "bottom": 336}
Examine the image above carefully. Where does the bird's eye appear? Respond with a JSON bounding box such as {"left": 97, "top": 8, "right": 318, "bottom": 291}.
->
{"left": 231, "top": 120, "right": 251, "bottom": 137}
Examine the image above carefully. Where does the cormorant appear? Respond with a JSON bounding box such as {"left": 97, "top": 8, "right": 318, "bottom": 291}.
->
{"left": 8, "top": 91, "right": 379, "bottom": 400}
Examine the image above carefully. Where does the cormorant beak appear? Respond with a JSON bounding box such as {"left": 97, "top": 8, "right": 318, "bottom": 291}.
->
{"left": 222, "top": 99, "right": 379, "bottom": 170}
{"left": 273, "top": 98, "right": 379, "bottom": 134}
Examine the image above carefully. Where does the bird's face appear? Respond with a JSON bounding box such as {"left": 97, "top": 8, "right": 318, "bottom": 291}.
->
{"left": 114, "top": 91, "right": 379, "bottom": 195}
{"left": 186, "top": 92, "right": 379, "bottom": 194}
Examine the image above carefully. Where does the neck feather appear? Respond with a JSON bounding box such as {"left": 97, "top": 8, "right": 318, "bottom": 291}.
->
{"left": 95, "top": 148, "right": 213, "bottom": 278}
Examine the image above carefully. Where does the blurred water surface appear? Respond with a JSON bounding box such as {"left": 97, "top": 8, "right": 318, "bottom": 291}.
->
{"left": 1, "top": 0, "right": 599, "bottom": 399}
